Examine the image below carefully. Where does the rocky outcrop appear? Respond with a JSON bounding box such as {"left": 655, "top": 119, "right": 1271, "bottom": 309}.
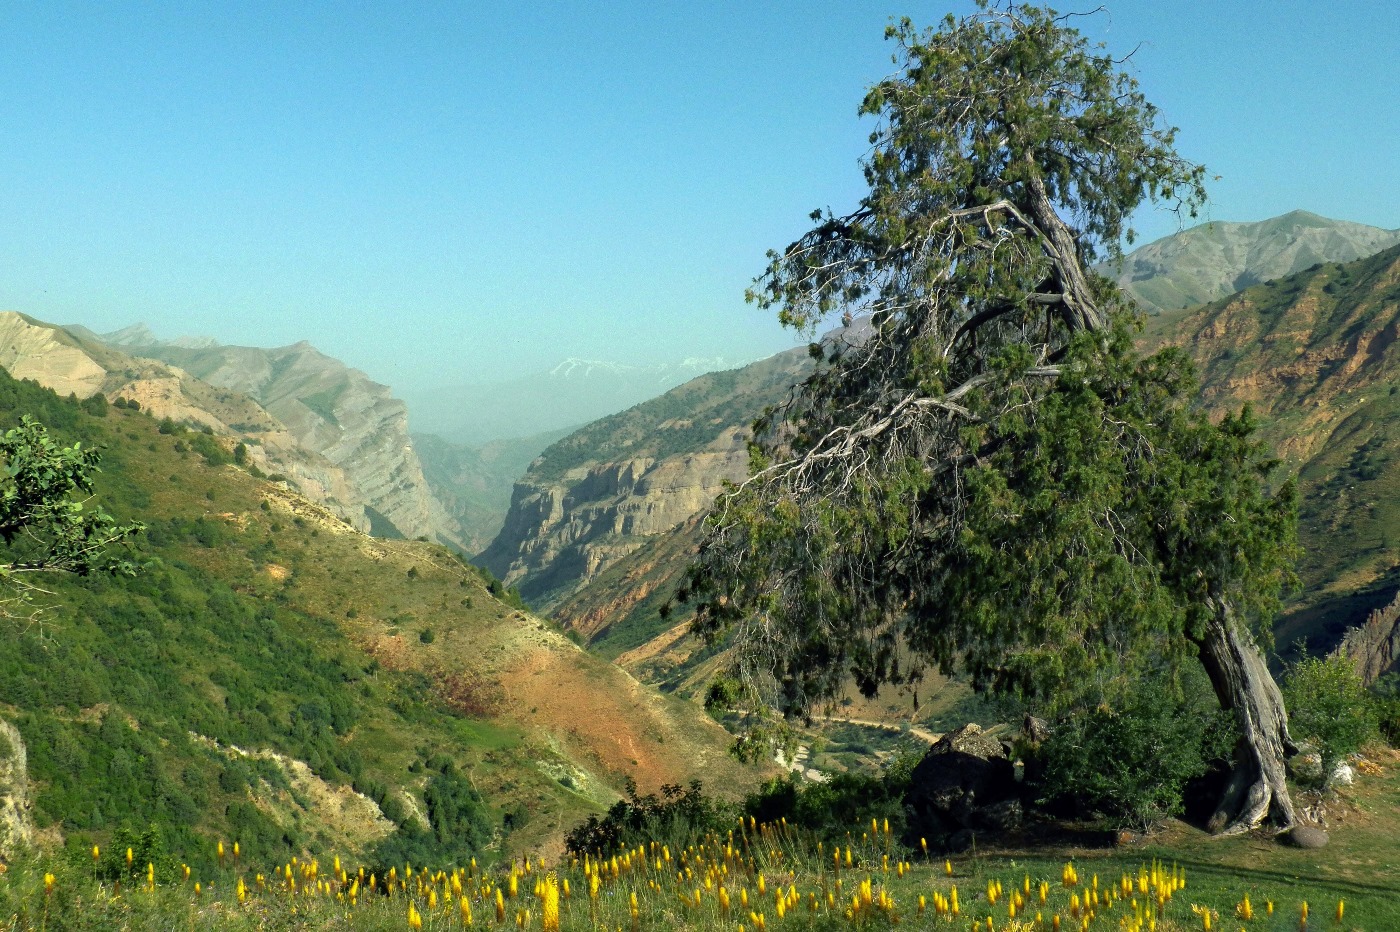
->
{"left": 1337, "top": 588, "right": 1400, "bottom": 686}
{"left": 0, "top": 313, "right": 375, "bottom": 533}
{"left": 482, "top": 433, "right": 749, "bottom": 605}
{"left": 905, "top": 724, "right": 1022, "bottom": 851}
{"left": 0, "top": 312, "right": 106, "bottom": 397}
{"left": 0, "top": 719, "right": 34, "bottom": 858}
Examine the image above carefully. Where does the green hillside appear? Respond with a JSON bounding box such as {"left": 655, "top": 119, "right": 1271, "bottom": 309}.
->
{"left": 0, "top": 369, "right": 755, "bottom": 874}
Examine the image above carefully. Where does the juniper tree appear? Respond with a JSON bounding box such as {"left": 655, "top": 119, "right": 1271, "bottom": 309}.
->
{"left": 686, "top": 3, "right": 1301, "bottom": 833}
{"left": 0, "top": 415, "right": 143, "bottom": 622}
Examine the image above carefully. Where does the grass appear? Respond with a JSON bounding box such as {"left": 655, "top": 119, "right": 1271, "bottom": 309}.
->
{"left": 0, "top": 822, "right": 1392, "bottom": 930}
{"left": 4, "top": 751, "right": 1399, "bottom": 929}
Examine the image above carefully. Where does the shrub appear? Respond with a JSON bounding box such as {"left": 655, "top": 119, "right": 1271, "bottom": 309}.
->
{"left": 1033, "top": 688, "right": 1234, "bottom": 831}
{"left": 565, "top": 780, "right": 730, "bottom": 856}
{"left": 1371, "top": 673, "right": 1400, "bottom": 747}
{"left": 745, "top": 771, "right": 907, "bottom": 845}
{"left": 1284, "top": 653, "right": 1375, "bottom": 785}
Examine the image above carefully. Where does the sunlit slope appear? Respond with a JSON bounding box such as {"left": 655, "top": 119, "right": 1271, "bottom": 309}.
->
{"left": 1145, "top": 243, "right": 1400, "bottom": 645}
{"left": 1105, "top": 210, "right": 1400, "bottom": 314}
{"left": 0, "top": 371, "right": 758, "bottom": 869}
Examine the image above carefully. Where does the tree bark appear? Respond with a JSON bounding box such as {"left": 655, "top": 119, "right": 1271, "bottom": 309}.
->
{"left": 1194, "top": 598, "right": 1298, "bottom": 835}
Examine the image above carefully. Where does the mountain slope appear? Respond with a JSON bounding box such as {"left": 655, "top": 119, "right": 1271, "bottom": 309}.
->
{"left": 1106, "top": 210, "right": 1400, "bottom": 314}
{"left": 1143, "top": 242, "right": 1400, "bottom": 646}
{"left": 404, "top": 355, "right": 753, "bottom": 446}
{"left": 414, "top": 427, "right": 575, "bottom": 553}
{"left": 0, "top": 369, "right": 762, "bottom": 867}
{"left": 0, "top": 312, "right": 372, "bottom": 531}
{"left": 476, "top": 349, "right": 811, "bottom": 607}
{"left": 95, "top": 336, "right": 460, "bottom": 546}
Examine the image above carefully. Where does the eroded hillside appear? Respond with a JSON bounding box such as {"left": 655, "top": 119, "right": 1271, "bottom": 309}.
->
{"left": 0, "top": 371, "right": 762, "bottom": 868}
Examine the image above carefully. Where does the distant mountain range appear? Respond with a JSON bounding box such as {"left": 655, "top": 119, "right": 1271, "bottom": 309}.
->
{"left": 402, "top": 355, "right": 756, "bottom": 446}
{"left": 1105, "top": 210, "right": 1400, "bottom": 314}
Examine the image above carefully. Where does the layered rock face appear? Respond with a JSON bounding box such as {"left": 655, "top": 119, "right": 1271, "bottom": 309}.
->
{"left": 93, "top": 339, "right": 460, "bottom": 546}
{"left": 478, "top": 348, "right": 810, "bottom": 607}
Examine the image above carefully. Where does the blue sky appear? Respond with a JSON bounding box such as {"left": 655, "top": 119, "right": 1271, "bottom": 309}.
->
{"left": 1, "top": 2, "right": 1396, "bottom": 396}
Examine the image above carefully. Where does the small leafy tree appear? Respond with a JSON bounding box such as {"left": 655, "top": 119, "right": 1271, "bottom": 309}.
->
{"left": 0, "top": 415, "right": 143, "bottom": 622}
{"left": 686, "top": 3, "right": 1300, "bottom": 834}
{"left": 1283, "top": 654, "right": 1374, "bottom": 786}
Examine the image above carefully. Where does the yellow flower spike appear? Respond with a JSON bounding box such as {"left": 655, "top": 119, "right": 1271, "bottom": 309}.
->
{"left": 126, "top": 847, "right": 134, "bottom": 868}
{"left": 1302, "top": 900, "right": 1309, "bottom": 921}
{"left": 1336, "top": 899, "right": 1345, "bottom": 922}
{"left": 43, "top": 872, "right": 55, "bottom": 896}
{"left": 542, "top": 872, "right": 560, "bottom": 932}
{"left": 92, "top": 844, "right": 100, "bottom": 863}
{"left": 237, "top": 877, "right": 247, "bottom": 904}
{"left": 194, "top": 881, "right": 202, "bottom": 896}
{"left": 217, "top": 840, "right": 225, "bottom": 865}
{"left": 408, "top": 901, "right": 423, "bottom": 930}
{"left": 945, "top": 858, "right": 953, "bottom": 877}
{"left": 460, "top": 895, "right": 473, "bottom": 925}
{"left": 495, "top": 888, "right": 506, "bottom": 923}
{"left": 757, "top": 872, "right": 766, "bottom": 895}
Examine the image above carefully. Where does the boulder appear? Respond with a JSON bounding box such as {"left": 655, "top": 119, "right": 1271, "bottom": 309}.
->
{"left": 905, "top": 724, "right": 1021, "bottom": 851}
{"left": 1281, "top": 825, "right": 1329, "bottom": 849}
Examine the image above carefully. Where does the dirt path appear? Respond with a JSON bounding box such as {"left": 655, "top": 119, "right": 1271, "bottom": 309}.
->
{"left": 816, "top": 716, "right": 942, "bottom": 745}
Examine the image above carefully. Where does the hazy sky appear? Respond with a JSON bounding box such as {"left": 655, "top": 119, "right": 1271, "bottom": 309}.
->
{"left": 1, "top": 2, "right": 1396, "bottom": 395}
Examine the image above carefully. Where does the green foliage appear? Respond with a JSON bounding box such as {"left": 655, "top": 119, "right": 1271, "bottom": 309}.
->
{"left": 1033, "top": 683, "right": 1236, "bottom": 831}
{"left": 744, "top": 771, "right": 907, "bottom": 845}
{"left": 1370, "top": 673, "right": 1400, "bottom": 747}
{"left": 0, "top": 416, "right": 144, "bottom": 603}
{"left": 370, "top": 757, "right": 493, "bottom": 870}
{"left": 1283, "top": 653, "right": 1375, "bottom": 785}
{"left": 0, "top": 368, "right": 532, "bottom": 873}
{"left": 564, "top": 780, "right": 730, "bottom": 857}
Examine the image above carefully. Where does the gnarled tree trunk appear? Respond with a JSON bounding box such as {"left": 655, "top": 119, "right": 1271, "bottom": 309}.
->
{"left": 1194, "top": 598, "right": 1298, "bottom": 835}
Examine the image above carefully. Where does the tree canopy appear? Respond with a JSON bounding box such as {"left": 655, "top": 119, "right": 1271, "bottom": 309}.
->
{"left": 0, "top": 415, "right": 143, "bottom": 622}
{"left": 685, "top": 3, "right": 1300, "bottom": 833}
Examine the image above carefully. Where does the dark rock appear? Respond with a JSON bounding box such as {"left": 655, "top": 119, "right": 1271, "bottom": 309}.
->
{"left": 1281, "top": 825, "right": 1329, "bottom": 849}
{"left": 906, "top": 723, "right": 1020, "bottom": 849}
{"left": 1022, "top": 714, "right": 1051, "bottom": 744}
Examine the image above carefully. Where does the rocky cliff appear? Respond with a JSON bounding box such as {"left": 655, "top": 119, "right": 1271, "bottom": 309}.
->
{"left": 0, "top": 312, "right": 373, "bottom": 532}
{"left": 477, "top": 348, "right": 811, "bottom": 607}
{"left": 80, "top": 336, "right": 462, "bottom": 547}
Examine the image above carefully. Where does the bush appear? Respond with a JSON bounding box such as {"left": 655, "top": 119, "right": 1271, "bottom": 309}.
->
{"left": 1284, "top": 654, "right": 1375, "bottom": 785}
{"left": 1033, "top": 688, "right": 1234, "bottom": 831}
{"left": 565, "top": 780, "right": 730, "bottom": 856}
{"left": 745, "top": 770, "right": 907, "bottom": 845}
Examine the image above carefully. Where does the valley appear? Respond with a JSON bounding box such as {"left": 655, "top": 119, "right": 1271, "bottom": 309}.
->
{"left": 1, "top": 209, "right": 1398, "bottom": 874}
